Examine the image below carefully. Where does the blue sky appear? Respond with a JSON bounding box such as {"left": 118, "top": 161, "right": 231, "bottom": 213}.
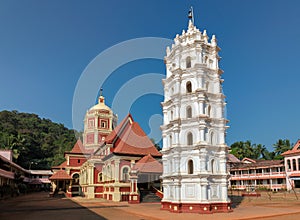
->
{"left": 0, "top": 0, "right": 299, "bottom": 150}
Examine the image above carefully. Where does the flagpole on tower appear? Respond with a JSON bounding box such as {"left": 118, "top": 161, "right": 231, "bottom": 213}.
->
{"left": 188, "top": 6, "right": 194, "bottom": 24}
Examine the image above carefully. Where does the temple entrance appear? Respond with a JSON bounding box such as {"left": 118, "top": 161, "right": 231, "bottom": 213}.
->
{"left": 71, "top": 173, "right": 81, "bottom": 196}
{"left": 137, "top": 174, "right": 162, "bottom": 203}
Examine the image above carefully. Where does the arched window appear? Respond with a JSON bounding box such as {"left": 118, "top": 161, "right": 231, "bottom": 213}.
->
{"left": 186, "top": 106, "right": 192, "bottom": 118}
{"left": 206, "top": 81, "right": 209, "bottom": 91}
{"left": 170, "top": 110, "right": 173, "bottom": 120}
{"left": 98, "top": 173, "right": 103, "bottom": 182}
{"left": 186, "top": 56, "right": 191, "bottom": 68}
{"left": 207, "top": 105, "right": 211, "bottom": 116}
{"left": 122, "top": 167, "right": 129, "bottom": 182}
{"left": 186, "top": 81, "right": 192, "bottom": 93}
{"left": 169, "top": 135, "right": 172, "bottom": 147}
{"left": 293, "top": 159, "right": 297, "bottom": 171}
{"left": 188, "top": 160, "right": 194, "bottom": 174}
{"left": 211, "top": 159, "right": 215, "bottom": 173}
{"left": 72, "top": 173, "right": 80, "bottom": 184}
{"left": 204, "top": 56, "right": 208, "bottom": 64}
{"left": 287, "top": 159, "right": 291, "bottom": 171}
{"left": 187, "top": 132, "right": 193, "bottom": 146}
{"left": 210, "top": 132, "right": 216, "bottom": 145}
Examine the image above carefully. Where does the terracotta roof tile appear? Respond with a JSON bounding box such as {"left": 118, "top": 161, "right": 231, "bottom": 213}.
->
{"left": 227, "top": 154, "right": 240, "bottom": 163}
{"left": 49, "top": 170, "right": 72, "bottom": 180}
{"left": 134, "top": 154, "right": 162, "bottom": 173}
{"left": 0, "top": 168, "right": 14, "bottom": 179}
{"left": 105, "top": 113, "right": 132, "bottom": 144}
{"left": 282, "top": 140, "right": 300, "bottom": 156}
{"left": 231, "top": 159, "right": 283, "bottom": 170}
{"left": 52, "top": 160, "right": 67, "bottom": 169}
{"left": 66, "top": 139, "right": 93, "bottom": 155}
{"left": 112, "top": 119, "right": 161, "bottom": 157}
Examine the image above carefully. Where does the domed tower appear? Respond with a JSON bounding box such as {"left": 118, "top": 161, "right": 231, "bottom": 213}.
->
{"left": 161, "top": 18, "right": 231, "bottom": 213}
{"left": 83, "top": 90, "right": 117, "bottom": 149}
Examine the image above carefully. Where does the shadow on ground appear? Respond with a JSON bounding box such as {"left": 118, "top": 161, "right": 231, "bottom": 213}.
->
{"left": 229, "top": 195, "right": 244, "bottom": 208}
{"left": 0, "top": 192, "right": 107, "bottom": 220}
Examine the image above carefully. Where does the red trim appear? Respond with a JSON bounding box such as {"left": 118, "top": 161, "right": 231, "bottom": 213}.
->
{"left": 156, "top": 191, "right": 163, "bottom": 199}
{"left": 120, "top": 187, "right": 130, "bottom": 192}
{"left": 128, "top": 194, "right": 140, "bottom": 204}
{"left": 161, "top": 201, "right": 232, "bottom": 214}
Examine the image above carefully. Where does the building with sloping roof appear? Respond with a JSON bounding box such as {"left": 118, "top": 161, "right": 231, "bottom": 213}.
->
{"left": 0, "top": 150, "right": 52, "bottom": 194}
{"left": 281, "top": 140, "right": 300, "bottom": 190}
{"left": 50, "top": 94, "right": 162, "bottom": 203}
{"left": 229, "top": 157, "right": 286, "bottom": 191}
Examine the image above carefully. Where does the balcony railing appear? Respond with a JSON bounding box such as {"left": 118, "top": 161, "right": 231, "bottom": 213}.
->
{"left": 230, "top": 171, "right": 285, "bottom": 179}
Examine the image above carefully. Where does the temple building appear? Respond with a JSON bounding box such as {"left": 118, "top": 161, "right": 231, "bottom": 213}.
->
{"left": 50, "top": 94, "right": 163, "bottom": 203}
{"left": 160, "top": 18, "right": 231, "bottom": 213}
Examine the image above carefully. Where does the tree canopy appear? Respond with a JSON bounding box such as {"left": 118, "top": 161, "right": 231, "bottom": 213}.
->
{"left": 230, "top": 139, "right": 292, "bottom": 160}
{"left": 0, "top": 110, "right": 78, "bottom": 169}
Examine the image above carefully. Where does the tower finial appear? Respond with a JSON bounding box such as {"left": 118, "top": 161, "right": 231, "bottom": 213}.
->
{"left": 98, "top": 88, "right": 105, "bottom": 103}
{"left": 188, "top": 6, "right": 194, "bottom": 25}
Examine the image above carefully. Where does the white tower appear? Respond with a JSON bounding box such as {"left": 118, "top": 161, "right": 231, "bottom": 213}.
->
{"left": 161, "top": 19, "right": 231, "bottom": 213}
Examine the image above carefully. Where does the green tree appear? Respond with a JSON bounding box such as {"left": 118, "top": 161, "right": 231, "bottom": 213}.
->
{"left": 0, "top": 110, "right": 77, "bottom": 169}
{"left": 273, "top": 139, "right": 292, "bottom": 160}
{"left": 150, "top": 138, "right": 161, "bottom": 150}
{"left": 230, "top": 141, "right": 270, "bottom": 160}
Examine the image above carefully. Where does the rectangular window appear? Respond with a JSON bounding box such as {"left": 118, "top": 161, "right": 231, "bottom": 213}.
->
{"left": 98, "top": 118, "right": 109, "bottom": 129}
{"left": 88, "top": 118, "right": 95, "bottom": 128}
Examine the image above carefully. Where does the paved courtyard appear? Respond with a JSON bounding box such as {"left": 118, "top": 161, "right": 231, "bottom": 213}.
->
{"left": 1, "top": 192, "right": 300, "bottom": 220}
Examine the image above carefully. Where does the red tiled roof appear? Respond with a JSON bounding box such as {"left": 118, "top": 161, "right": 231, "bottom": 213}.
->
{"left": 104, "top": 114, "right": 161, "bottom": 157}
{"left": 65, "top": 139, "right": 93, "bottom": 155}
{"left": 227, "top": 154, "right": 240, "bottom": 163}
{"left": 111, "top": 116, "right": 161, "bottom": 157}
{"left": 0, "top": 168, "right": 14, "bottom": 179}
{"left": 231, "top": 159, "right": 283, "bottom": 170}
{"left": 52, "top": 160, "right": 67, "bottom": 169}
{"left": 105, "top": 113, "right": 133, "bottom": 144}
{"left": 134, "top": 154, "right": 162, "bottom": 173}
{"left": 49, "top": 170, "right": 72, "bottom": 180}
{"left": 242, "top": 158, "right": 257, "bottom": 163}
{"left": 282, "top": 140, "right": 300, "bottom": 156}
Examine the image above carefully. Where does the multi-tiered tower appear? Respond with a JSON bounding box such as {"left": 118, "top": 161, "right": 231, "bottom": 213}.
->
{"left": 161, "top": 19, "right": 231, "bottom": 213}
{"left": 83, "top": 92, "right": 117, "bottom": 150}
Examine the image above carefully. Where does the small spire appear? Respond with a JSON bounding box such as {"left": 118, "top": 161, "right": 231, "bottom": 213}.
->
{"left": 98, "top": 88, "right": 105, "bottom": 104}
{"left": 188, "top": 6, "right": 194, "bottom": 25}
{"left": 211, "top": 35, "right": 217, "bottom": 46}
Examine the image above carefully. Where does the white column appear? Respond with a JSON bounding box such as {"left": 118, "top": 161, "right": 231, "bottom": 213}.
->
{"left": 115, "top": 160, "right": 120, "bottom": 183}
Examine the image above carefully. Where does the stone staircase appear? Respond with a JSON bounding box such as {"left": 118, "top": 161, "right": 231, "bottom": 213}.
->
{"left": 140, "top": 190, "right": 162, "bottom": 203}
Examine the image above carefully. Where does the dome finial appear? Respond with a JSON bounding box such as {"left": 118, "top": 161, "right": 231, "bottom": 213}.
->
{"left": 188, "top": 6, "right": 194, "bottom": 25}
{"left": 98, "top": 88, "right": 105, "bottom": 104}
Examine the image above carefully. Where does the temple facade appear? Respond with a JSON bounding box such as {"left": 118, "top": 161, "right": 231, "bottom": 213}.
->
{"left": 161, "top": 19, "right": 231, "bottom": 213}
{"left": 50, "top": 95, "right": 163, "bottom": 203}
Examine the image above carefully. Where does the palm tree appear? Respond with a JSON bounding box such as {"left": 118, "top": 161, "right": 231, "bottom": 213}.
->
{"left": 273, "top": 139, "right": 291, "bottom": 160}
{"left": 1, "top": 133, "right": 25, "bottom": 161}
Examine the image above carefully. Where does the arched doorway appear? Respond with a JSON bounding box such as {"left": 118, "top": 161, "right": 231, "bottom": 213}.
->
{"left": 71, "top": 173, "right": 81, "bottom": 196}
